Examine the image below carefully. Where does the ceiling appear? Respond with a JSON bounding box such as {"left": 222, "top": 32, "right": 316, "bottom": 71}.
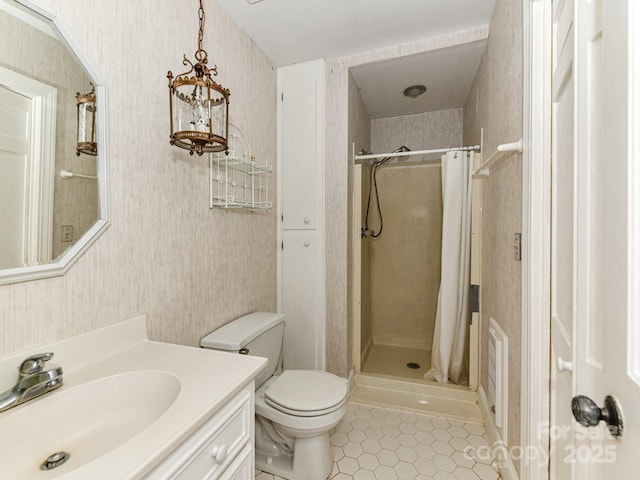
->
{"left": 216, "top": 0, "right": 496, "bottom": 118}
{"left": 350, "top": 40, "right": 487, "bottom": 119}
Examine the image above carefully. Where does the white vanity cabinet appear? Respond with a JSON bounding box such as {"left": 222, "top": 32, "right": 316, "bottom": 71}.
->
{"left": 146, "top": 386, "right": 255, "bottom": 480}
{"left": 0, "top": 317, "right": 266, "bottom": 480}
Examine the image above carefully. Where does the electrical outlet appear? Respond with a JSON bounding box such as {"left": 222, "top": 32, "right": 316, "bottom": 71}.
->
{"left": 61, "top": 225, "right": 73, "bottom": 243}
{"left": 514, "top": 233, "right": 522, "bottom": 261}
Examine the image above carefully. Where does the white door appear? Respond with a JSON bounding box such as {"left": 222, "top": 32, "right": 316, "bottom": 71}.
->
{"left": 550, "top": 0, "right": 640, "bottom": 477}
{"left": 278, "top": 61, "right": 323, "bottom": 231}
{"left": 281, "top": 230, "right": 318, "bottom": 370}
{"left": 0, "top": 85, "right": 30, "bottom": 268}
{"left": 0, "top": 66, "right": 56, "bottom": 269}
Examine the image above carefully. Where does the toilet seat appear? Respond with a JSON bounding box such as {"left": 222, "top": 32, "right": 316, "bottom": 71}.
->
{"left": 264, "top": 370, "right": 348, "bottom": 417}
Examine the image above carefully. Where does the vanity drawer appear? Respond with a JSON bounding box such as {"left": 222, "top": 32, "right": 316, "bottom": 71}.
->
{"left": 147, "top": 388, "right": 253, "bottom": 480}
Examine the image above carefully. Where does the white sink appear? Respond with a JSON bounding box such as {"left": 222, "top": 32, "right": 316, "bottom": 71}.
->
{"left": 0, "top": 370, "right": 180, "bottom": 478}
{"left": 0, "top": 316, "right": 266, "bottom": 479}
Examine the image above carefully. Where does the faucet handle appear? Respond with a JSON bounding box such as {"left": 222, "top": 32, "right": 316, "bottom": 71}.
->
{"left": 19, "top": 353, "right": 54, "bottom": 375}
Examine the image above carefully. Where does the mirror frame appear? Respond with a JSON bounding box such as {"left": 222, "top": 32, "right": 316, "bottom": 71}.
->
{"left": 0, "top": 0, "right": 110, "bottom": 285}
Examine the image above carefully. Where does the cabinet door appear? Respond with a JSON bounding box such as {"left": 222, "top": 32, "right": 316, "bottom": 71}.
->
{"left": 278, "top": 61, "right": 324, "bottom": 230}
{"left": 281, "top": 230, "right": 320, "bottom": 370}
{"left": 145, "top": 389, "right": 252, "bottom": 480}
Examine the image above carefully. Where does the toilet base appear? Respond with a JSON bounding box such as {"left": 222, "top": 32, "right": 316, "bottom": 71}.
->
{"left": 255, "top": 432, "right": 333, "bottom": 480}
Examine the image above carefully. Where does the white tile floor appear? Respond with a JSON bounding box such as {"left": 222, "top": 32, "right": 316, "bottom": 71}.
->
{"left": 256, "top": 402, "right": 501, "bottom": 480}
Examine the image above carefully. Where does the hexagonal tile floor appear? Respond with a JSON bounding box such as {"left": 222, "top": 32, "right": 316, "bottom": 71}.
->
{"left": 256, "top": 402, "right": 501, "bottom": 480}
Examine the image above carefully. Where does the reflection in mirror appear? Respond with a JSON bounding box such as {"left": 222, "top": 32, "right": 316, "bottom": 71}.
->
{"left": 76, "top": 83, "right": 97, "bottom": 156}
{"left": 0, "top": 0, "right": 109, "bottom": 284}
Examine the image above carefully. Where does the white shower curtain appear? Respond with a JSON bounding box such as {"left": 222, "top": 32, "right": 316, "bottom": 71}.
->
{"left": 425, "top": 150, "right": 473, "bottom": 384}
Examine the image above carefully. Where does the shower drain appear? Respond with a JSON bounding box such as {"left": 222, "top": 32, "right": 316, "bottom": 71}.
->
{"left": 40, "top": 451, "right": 70, "bottom": 471}
{"left": 406, "top": 362, "right": 421, "bottom": 369}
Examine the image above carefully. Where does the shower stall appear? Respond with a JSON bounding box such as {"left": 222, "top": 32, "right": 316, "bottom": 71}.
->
{"left": 359, "top": 158, "right": 444, "bottom": 379}
{"left": 351, "top": 109, "right": 482, "bottom": 401}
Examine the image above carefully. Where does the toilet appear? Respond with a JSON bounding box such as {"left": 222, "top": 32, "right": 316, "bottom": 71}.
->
{"left": 200, "top": 312, "right": 348, "bottom": 480}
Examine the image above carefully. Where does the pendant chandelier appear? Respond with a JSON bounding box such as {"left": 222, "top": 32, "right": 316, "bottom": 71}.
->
{"left": 167, "top": 0, "right": 230, "bottom": 156}
{"left": 76, "top": 83, "right": 97, "bottom": 156}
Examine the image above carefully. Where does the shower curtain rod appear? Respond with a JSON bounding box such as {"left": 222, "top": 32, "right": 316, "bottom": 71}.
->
{"left": 354, "top": 144, "right": 480, "bottom": 162}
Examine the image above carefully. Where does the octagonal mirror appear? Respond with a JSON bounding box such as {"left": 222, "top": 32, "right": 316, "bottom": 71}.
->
{"left": 0, "top": 0, "right": 109, "bottom": 285}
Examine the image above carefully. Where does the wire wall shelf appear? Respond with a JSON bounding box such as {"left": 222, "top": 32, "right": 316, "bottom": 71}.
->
{"left": 209, "top": 123, "right": 272, "bottom": 210}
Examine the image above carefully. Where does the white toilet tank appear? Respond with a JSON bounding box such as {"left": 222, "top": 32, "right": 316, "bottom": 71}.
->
{"left": 200, "top": 312, "right": 285, "bottom": 388}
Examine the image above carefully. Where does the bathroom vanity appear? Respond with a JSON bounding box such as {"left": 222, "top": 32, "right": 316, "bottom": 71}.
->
{"left": 0, "top": 316, "right": 266, "bottom": 479}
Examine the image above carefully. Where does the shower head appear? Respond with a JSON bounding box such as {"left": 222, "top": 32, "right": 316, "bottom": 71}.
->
{"left": 395, "top": 145, "right": 411, "bottom": 161}
{"left": 378, "top": 145, "right": 411, "bottom": 165}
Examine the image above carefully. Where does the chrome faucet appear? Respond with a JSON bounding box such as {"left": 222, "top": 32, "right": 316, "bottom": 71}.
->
{"left": 0, "top": 353, "right": 63, "bottom": 413}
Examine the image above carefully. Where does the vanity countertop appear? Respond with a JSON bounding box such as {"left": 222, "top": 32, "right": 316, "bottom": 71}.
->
{"left": 0, "top": 316, "right": 266, "bottom": 479}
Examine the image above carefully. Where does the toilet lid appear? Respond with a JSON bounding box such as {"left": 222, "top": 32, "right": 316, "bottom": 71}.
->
{"left": 264, "top": 370, "right": 348, "bottom": 416}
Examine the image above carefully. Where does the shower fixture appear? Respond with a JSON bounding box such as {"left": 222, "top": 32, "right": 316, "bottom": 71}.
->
{"left": 403, "top": 84, "right": 427, "bottom": 99}
{"left": 362, "top": 146, "right": 411, "bottom": 239}
{"left": 394, "top": 146, "right": 411, "bottom": 162}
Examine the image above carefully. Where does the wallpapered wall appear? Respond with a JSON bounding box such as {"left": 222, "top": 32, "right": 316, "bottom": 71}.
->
{"left": 0, "top": 0, "right": 277, "bottom": 357}
{"left": 463, "top": 0, "right": 524, "bottom": 463}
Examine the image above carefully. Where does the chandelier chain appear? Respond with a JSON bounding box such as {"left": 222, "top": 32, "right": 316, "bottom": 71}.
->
{"left": 196, "top": 0, "right": 207, "bottom": 65}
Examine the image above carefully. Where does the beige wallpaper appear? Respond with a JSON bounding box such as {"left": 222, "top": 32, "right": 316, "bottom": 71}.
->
{"left": 326, "top": 27, "right": 489, "bottom": 377}
{"left": 370, "top": 109, "right": 463, "bottom": 156}
{"left": 463, "top": 0, "right": 523, "bottom": 462}
{"left": 365, "top": 109, "right": 461, "bottom": 351}
{"left": 0, "top": 0, "right": 277, "bottom": 357}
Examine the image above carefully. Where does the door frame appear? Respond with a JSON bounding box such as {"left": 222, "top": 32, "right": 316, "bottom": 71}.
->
{"left": 521, "top": 0, "right": 552, "bottom": 479}
{"left": 630, "top": 0, "right": 640, "bottom": 390}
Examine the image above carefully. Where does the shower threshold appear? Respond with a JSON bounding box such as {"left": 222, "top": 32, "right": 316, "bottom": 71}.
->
{"left": 350, "top": 373, "right": 482, "bottom": 423}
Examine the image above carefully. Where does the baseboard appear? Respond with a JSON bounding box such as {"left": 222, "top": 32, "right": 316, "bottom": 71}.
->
{"left": 478, "top": 385, "right": 518, "bottom": 480}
